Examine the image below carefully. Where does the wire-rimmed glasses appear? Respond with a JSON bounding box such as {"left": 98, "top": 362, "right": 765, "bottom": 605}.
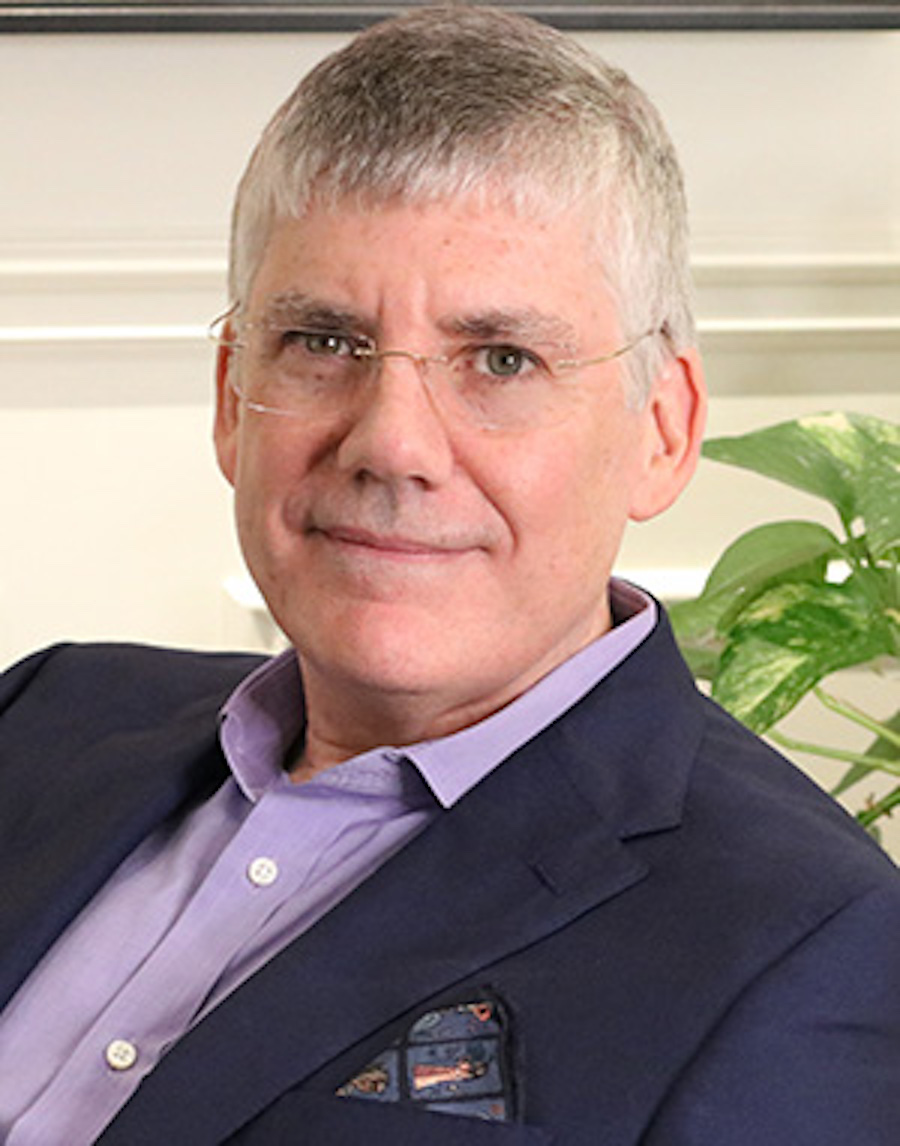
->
{"left": 209, "top": 306, "right": 657, "bottom": 432}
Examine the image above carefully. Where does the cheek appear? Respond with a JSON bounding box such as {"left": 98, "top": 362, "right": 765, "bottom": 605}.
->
{"left": 231, "top": 426, "right": 306, "bottom": 558}
{"left": 233, "top": 418, "right": 318, "bottom": 503}
{"left": 508, "top": 438, "right": 624, "bottom": 536}
{"left": 494, "top": 423, "right": 643, "bottom": 588}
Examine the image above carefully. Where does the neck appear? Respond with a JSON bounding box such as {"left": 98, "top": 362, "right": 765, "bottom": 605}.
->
{"left": 290, "top": 681, "right": 496, "bottom": 782}
{"left": 289, "top": 596, "right": 614, "bottom": 781}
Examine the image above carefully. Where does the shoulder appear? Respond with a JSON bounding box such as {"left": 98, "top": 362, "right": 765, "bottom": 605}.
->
{"left": 0, "top": 641, "right": 266, "bottom": 731}
{"left": 641, "top": 704, "right": 900, "bottom": 1143}
{"left": 691, "top": 692, "right": 892, "bottom": 881}
{"left": 621, "top": 609, "right": 892, "bottom": 889}
{"left": 632, "top": 688, "right": 900, "bottom": 1033}
{"left": 582, "top": 609, "right": 897, "bottom": 956}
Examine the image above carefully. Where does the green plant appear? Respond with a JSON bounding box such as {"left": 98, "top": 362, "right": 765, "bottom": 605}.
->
{"left": 670, "top": 412, "right": 900, "bottom": 840}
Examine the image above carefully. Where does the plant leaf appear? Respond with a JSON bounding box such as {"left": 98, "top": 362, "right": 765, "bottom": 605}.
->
{"left": 711, "top": 580, "right": 895, "bottom": 732}
{"left": 673, "top": 637, "right": 723, "bottom": 682}
{"left": 832, "top": 707, "right": 900, "bottom": 796}
{"left": 669, "top": 521, "right": 840, "bottom": 676}
{"left": 704, "top": 520, "right": 840, "bottom": 619}
{"left": 703, "top": 412, "right": 900, "bottom": 547}
{"left": 853, "top": 420, "right": 900, "bottom": 558}
{"left": 668, "top": 594, "right": 726, "bottom": 648}
{"left": 668, "top": 594, "right": 726, "bottom": 681}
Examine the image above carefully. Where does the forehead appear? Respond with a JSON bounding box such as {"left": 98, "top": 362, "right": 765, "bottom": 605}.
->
{"left": 246, "top": 196, "right": 618, "bottom": 340}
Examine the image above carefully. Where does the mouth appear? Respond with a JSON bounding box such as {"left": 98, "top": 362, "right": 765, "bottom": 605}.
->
{"left": 313, "top": 524, "right": 476, "bottom": 560}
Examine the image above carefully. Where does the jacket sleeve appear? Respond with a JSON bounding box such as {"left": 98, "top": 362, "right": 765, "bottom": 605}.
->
{"left": 643, "top": 879, "right": 900, "bottom": 1146}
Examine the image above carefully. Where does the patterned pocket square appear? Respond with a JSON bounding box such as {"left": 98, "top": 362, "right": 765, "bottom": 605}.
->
{"left": 336, "top": 996, "right": 514, "bottom": 1122}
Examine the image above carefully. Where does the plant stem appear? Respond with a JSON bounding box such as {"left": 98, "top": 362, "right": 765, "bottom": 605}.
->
{"left": 857, "top": 785, "right": 900, "bottom": 828}
{"left": 813, "top": 687, "right": 900, "bottom": 751}
{"left": 767, "top": 730, "right": 900, "bottom": 778}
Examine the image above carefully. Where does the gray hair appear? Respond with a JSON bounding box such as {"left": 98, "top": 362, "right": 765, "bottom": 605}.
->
{"left": 228, "top": 3, "right": 695, "bottom": 402}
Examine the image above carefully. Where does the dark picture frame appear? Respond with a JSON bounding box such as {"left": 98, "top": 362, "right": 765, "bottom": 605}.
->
{"left": 1, "top": 2, "right": 899, "bottom": 34}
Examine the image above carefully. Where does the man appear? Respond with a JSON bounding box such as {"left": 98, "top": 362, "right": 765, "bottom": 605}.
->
{"left": 0, "top": 6, "right": 897, "bottom": 1144}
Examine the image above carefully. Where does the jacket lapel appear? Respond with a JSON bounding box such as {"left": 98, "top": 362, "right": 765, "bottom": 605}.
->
{"left": 102, "top": 616, "right": 704, "bottom": 1144}
{"left": 0, "top": 649, "right": 239, "bottom": 1011}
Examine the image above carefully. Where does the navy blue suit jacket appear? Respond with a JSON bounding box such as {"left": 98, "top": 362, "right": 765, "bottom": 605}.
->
{"left": 1, "top": 614, "right": 898, "bottom": 1144}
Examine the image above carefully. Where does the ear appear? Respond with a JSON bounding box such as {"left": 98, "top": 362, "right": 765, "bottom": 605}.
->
{"left": 628, "top": 347, "right": 707, "bottom": 523}
{"left": 213, "top": 337, "right": 240, "bottom": 488}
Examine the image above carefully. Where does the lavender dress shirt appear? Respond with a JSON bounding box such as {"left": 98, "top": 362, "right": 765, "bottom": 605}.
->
{"left": 0, "top": 580, "right": 654, "bottom": 1145}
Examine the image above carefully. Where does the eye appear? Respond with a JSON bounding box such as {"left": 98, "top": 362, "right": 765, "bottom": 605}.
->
{"left": 281, "top": 329, "right": 361, "bottom": 358}
{"left": 473, "top": 345, "right": 542, "bottom": 379}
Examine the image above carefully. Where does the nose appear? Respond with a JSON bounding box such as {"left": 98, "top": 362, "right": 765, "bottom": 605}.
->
{"left": 335, "top": 354, "right": 455, "bottom": 488}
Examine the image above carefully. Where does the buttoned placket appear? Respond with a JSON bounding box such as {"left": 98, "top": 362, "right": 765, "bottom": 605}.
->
{"left": 4, "top": 765, "right": 431, "bottom": 1146}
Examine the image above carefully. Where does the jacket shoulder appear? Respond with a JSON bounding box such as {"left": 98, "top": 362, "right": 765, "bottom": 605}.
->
{"left": 0, "top": 642, "right": 266, "bottom": 735}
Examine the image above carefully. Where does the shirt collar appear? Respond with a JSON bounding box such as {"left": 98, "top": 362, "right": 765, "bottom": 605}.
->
{"left": 219, "top": 650, "right": 304, "bottom": 801}
{"left": 407, "top": 580, "right": 655, "bottom": 806}
{"left": 219, "top": 578, "right": 656, "bottom": 807}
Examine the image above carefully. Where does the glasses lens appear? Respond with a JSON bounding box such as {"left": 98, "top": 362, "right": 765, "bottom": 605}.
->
{"left": 240, "top": 325, "right": 371, "bottom": 415}
{"left": 444, "top": 347, "right": 557, "bottom": 430}
{"left": 223, "top": 319, "right": 626, "bottom": 430}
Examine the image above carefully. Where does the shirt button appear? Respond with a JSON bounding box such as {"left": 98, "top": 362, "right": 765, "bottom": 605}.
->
{"left": 105, "top": 1039, "right": 139, "bottom": 1071}
{"left": 247, "top": 856, "right": 279, "bottom": 887}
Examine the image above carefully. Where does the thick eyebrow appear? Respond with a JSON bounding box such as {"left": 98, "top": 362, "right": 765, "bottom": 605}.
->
{"left": 258, "top": 292, "right": 369, "bottom": 333}
{"left": 441, "top": 308, "right": 581, "bottom": 352}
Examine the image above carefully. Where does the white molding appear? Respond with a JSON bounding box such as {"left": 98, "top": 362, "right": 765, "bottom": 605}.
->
{"left": 2, "top": 246, "right": 899, "bottom": 356}
{"left": 0, "top": 255, "right": 223, "bottom": 280}
{"left": 0, "top": 324, "right": 207, "bottom": 345}
{"left": 700, "top": 316, "right": 900, "bottom": 336}
{"left": 4, "top": 316, "right": 900, "bottom": 348}
{"left": 692, "top": 252, "right": 900, "bottom": 277}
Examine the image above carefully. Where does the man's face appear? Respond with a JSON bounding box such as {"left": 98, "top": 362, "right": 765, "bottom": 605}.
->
{"left": 215, "top": 196, "right": 702, "bottom": 747}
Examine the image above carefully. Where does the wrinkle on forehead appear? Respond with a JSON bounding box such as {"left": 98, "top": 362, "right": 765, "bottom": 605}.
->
{"left": 245, "top": 201, "right": 619, "bottom": 361}
{"left": 250, "top": 294, "right": 586, "bottom": 357}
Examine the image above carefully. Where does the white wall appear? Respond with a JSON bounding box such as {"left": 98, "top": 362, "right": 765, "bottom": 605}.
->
{"left": 1, "top": 27, "right": 898, "bottom": 842}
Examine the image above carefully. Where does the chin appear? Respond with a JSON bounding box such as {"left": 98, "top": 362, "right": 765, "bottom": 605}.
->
{"left": 284, "top": 608, "right": 455, "bottom": 692}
